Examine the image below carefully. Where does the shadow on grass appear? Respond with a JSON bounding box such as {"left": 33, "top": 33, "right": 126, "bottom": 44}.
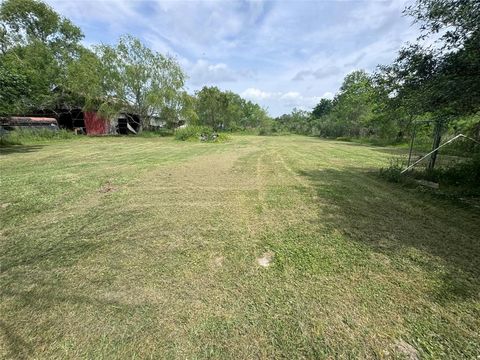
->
{"left": 298, "top": 167, "right": 480, "bottom": 302}
{"left": 0, "top": 144, "right": 45, "bottom": 155}
{"left": 369, "top": 147, "right": 409, "bottom": 156}
{"left": 0, "top": 239, "right": 101, "bottom": 273}
{"left": 0, "top": 320, "right": 33, "bottom": 360}
{"left": 0, "top": 287, "right": 149, "bottom": 358}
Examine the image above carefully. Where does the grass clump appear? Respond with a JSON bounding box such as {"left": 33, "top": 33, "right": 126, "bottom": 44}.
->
{"left": 379, "top": 158, "right": 408, "bottom": 183}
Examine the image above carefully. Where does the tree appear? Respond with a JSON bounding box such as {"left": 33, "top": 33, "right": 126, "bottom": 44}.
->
{"left": 90, "top": 35, "right": 186, "bottom": 130}
{"left": 330, "top": 70, "right": 376, "bottom": 136}
{"left": 241, "top": 100, "right": 270, "bottom": 129}
{"left": 0, "top": 0, "right": 82, "bottom": 48}
{"left": 195, "top": 86, "right": 229, "bottom": 130}
{"left": 0, "top": 0, "right": 84, "bottom": 114}
{"left": 312, "top": 98, "right": 333, "bottom": 119}
{"left": 0, "top": 59, "right": 30, "bottom": 114}
{"left": 273, "top": 109, "right": 312, "bottom": 134}
{"left": 161, "top": 91, "right": 198, "bottom": 129}
{"left": 405, "top": 0, "right": 480, "bottom": 49}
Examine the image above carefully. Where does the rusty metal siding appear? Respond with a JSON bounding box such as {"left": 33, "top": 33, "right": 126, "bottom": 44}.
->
{"left": 84, "top": 112, "right": 109, "bottom": 135}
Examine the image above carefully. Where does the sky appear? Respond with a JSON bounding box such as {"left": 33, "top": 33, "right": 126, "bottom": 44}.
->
{"left": 45, "top": 0, "right": 420, "bottom": 117}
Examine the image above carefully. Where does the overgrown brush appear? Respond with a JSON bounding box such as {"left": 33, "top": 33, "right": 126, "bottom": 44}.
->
{"left": 380, "top": 154, "right": 480, "bottom": 196}
{"left": 174, "top": 125, "right": 229, "bottom": 142}
{"left": 421, "top": 154, "right": 480, "bottom": 188}
{"left": 379, "top": 158, "right": 408, "bottom": 183}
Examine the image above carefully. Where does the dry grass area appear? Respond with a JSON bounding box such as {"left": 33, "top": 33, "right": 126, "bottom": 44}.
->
{"left": 1, "top": 135, "right": 479, "bottom": 359}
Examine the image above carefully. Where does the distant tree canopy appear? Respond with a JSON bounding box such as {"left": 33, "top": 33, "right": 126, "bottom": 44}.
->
{"left": 195, "top": 86, "right": 270, "bottom": 131}
{"left": 86, "top": 35, "right": 186, "bottom": 130}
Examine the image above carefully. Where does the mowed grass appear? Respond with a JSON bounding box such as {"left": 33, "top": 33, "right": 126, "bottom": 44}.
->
{"left": 1, "top": 135, "right": 479, "bottom": 359}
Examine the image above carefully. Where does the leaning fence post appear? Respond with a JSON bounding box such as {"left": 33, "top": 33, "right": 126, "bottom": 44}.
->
{"left": 407, "top": 123, "right": 417, "bottom": 168}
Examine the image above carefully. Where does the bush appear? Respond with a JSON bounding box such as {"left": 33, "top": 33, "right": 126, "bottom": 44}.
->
{"left": 174, "top": 125, "right": 229, "bottom": 142}
{"left": 379, "top": 158, "right": 407, "bottom": 183}
{"left": 258, "top": 127, "right": 272, "bottom": 136}
{"left": 313, "top": 120, "right": 348, "bottom": 138}
{"left": 175, "top": 125, "right": 211, "bottom": 141}
{"left": 380, "top": 154, "right": 480, "bottom": 197}
{"left": 0, "top": 128, "right": 74, "bottom": 145}
{"left": 422, "top": 154, "right": 480, "bottom": 187}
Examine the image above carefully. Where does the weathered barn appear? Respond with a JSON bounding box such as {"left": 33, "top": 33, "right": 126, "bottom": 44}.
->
{"left": 83, "top": 112, "right": 141, "bottom": 135}
{"left": 12, "top": 109, "right": 141, "bottom": 135}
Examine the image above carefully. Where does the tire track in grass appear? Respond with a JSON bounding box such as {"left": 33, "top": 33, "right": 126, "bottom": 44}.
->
{"left": 255, "top": 151, "right": 267, "bottom": 214}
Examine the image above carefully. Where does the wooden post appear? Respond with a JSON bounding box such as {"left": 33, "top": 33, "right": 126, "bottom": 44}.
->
{"left": 407, "top": 123, "right": 417, "bottom": 168}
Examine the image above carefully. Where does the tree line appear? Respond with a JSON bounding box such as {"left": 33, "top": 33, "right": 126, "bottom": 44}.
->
{"left": 272, "top": 0, "right": 479, "bottom": 145}
{"left": 1, "top": 0, "right": 478, "bottom": 142}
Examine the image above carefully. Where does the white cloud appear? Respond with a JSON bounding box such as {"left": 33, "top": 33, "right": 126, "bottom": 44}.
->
{"left": 240, "top": 88, "right": 321, "bottom": 111}
{"left": 322, "top": 92, "right": 334, "bottom": 100}
{"left": 280, "top": 91, "right": 301, "bottom": 100}
{"left": 189, "top": 60, "right": 238, "bottom": 86}
{"left": 280, "top": 92, "right": 320, "bottom": 108}
{"left": 241, "top": 88, "right": 273, "bottom": 100}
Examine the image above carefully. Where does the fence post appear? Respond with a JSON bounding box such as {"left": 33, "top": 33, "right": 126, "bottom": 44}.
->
{"left": 427, "top": 119, "right": 443, "bottom": 170}
{"left": 407, "top": 123, "right": 417, "bottom": 168}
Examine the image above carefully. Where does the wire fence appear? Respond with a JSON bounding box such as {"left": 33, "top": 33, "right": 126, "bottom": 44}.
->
{"left": 403, "top": 121, "right": 480, "bottom": 173}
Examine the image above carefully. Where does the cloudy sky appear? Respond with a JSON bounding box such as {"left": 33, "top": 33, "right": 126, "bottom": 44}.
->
{"left": 46, "top": 0, "right": 420, "bottom": 116}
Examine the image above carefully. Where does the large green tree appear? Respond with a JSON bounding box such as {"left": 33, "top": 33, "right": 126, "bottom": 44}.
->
{"left": 405, "top": 0, "right": 480, "bottom": 49}
{"left": 195, "top": 86, "right": 270, "bottom": 131}
{"left": 85, "top": 35, "right": 186, "bottom": 130}
{"left": 195, "top": 86, "right": 229, "bottom": 130}
{"left": 0, "top": 0, "right": 84, "bottom": 114}
{"left": 312, "top": 98, "right": 333, "bottom": 119}
{"left": 330, "top": 70, "right": 376, "bottom": 137}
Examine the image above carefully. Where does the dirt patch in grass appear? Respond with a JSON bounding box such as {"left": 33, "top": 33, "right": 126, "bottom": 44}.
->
{"left": 257, "top": 251, "right": 274, "bottom": 267}
{"left": 394, "top": 339, "right": 420, "bottom": 360}
{"left": 98, "top": 185, "right": 117, "bottom": 193}
{"left": 213, "top": 256, "right": 224, "bottom": 267}
{"left": 98, "top": 181, "right": 118, "bottom": 193}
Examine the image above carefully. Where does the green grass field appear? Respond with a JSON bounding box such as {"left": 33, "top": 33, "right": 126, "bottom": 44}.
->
{"left": 1, "top": 135, "right": 479, "bottom": 359}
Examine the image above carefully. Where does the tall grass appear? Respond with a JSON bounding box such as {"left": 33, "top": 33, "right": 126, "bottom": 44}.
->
{"left": 0, "top": 128, "right": 75, "bottom": 146}
{"left": 137, "top": 129, "right": 174, "bottom": 138}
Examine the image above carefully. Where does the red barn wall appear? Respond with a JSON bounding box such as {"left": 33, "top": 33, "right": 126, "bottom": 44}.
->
{"left": 84, "top": 111, "right": 109, "bottom": 135}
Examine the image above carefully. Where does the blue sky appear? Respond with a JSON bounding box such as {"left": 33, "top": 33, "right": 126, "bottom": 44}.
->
{"left": 46, "top": 0, "right": 420, "bottom": 116}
